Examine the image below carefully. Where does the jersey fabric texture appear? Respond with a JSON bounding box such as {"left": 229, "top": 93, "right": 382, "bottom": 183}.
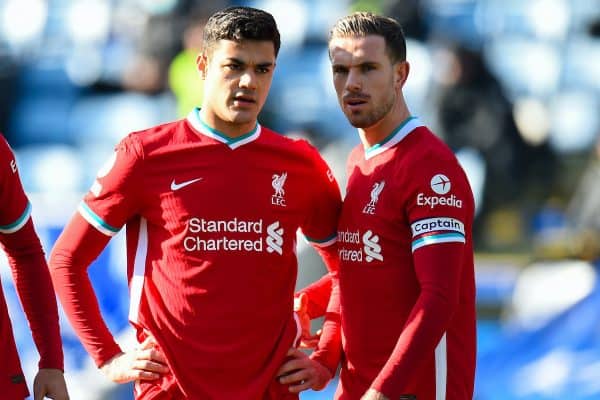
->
{"left": 0, "top": 135, "right": 64, "bottom": 399}
{"left": 50, "top": 109, "right": 341, "bottom": 399}
{"left": 335, "top": 117, "right": 476, "bottom": 400}
{"left": 298, "top": 118, "right": 477, "bottom": 399}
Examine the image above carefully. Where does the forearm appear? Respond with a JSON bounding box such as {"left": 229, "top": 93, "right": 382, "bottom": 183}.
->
{"left": 372, "top": 243, "right": 464, "bottom": 398}
{"left": 372, "top": 291, "right": 455, "bottom": 396}
{"left": 309, "top": 270, "right": 341, "bottom": 375}
{"left": 296, "top": 274, "right": 332, "bottom": 318}
{"left": 297, "top": 243, "right": 338, "bottom": 319}
{"left": 2, "top": 220, "right": 63, "bottom": 370}
{"left": 49, "top": 215, "right": 122, "bottom": 367}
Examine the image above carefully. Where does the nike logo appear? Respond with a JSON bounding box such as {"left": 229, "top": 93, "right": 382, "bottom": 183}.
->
{"left": 171, "top": 178, "right": 203, "bottom": 191}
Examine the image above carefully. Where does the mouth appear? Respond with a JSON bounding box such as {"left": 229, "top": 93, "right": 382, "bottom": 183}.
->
{"left": 232, "top": 94, "right": 256, "bottom": 107}
{"left": 344, "top": 96, "right": 368, "bottom": 111}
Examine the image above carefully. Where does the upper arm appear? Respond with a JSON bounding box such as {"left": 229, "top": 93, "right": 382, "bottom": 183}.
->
{"left": 79, "top": 136, "right": 144, "bottom": 237}
{"left": 0, "top": 136, "right": 30, "bottom": 236}
{"left": 301, "top": 144, "right": 342, "bottom": 246}
{"left": 405, "top": 156, "right": 474, "bottom": 289}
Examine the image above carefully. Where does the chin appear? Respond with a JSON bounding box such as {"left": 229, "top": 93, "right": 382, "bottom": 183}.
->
{"left": 346, "top": 114, "right": 370, "bottom": 128}
{"left": 228, "top": 110, "right": 258, "bottom": 124}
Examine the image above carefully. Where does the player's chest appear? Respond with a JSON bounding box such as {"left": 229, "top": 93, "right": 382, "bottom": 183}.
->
{"left": 142, "top": 153, "right": 311, "bottom": 219}
{"left": 341, "top": 161, "right": 407, "bottom": 229}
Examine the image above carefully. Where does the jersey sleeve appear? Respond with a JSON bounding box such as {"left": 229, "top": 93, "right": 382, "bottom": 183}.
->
{"left": 0, "top": 135, "right": 64, "bottom": 370}
{"left": 295, "top": 273, "right": 332, "bottom": 319}
{"left": 0, "top": 135, "right": 30, "bottom": 233}
{"left": 309, "top": 267, "right": 342, "bottom": 375}
{"left": 407, "top": 158, "right": 471, "bottom": 253}
{"left": 49, "top": 135, "right": 145, "bottom": 367}
{"left": 78, "top": 135, "right": 144, "bottom": 237}
{"left": 299, "top": 142, "right": 341, "bottom": 247}
{"left": 371, "top": 154, "right": 475, "bottom": 398}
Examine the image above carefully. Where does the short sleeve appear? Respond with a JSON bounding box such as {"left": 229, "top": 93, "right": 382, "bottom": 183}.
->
{"left": 300, "top": 142, "right": 342, "bottom": 247}
{"left": 0, "top": 135, "right": 30, "bottom": 234}
{"left": 78, "top": 135, "right": 144, "bottom": 236}
{"left": 406, "top": 155, "right": 474, "bottom": 253}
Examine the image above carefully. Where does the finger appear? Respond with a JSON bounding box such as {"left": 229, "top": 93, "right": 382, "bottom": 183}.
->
{"left": 276, "top": 360, "right": 302, "bottom": 378}
{"left": 286, "top": 347, "right": 305, "bottom": 358}
{"left": 293, "top": 293, "right": 307, "bottom": 312}
{"left": 137, "top": 348, "right": 169, "bottom": 365}
{"left": 149, "top": 348, "right": 168, "bottom": 364}
{"left": 279, "top": 369, "right": 309, "bottom": 385}
{"left": 299, "top": 337, "right": 319, "bottom": 349}
{"left": 139, "top": 335, "right": 157, "bottom": 350}
{"left": 298, "top": 293, "right": 308, "bottom": 312}
{"left": 288, "top": 378, "right": 314, "bottom": 393}
{"left": 133, "top": 370, "right": 161, "bottom": 381}
{"left": 133, "top": 359, "right": 170, "bottom": 373}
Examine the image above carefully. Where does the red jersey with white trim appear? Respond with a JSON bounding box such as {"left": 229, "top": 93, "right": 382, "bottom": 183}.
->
{"left": 0, "top": 135, "right": 63, "bottom": 399}
{"left": 52, "top": 109, "right": 341, "bottom": 399}
{"left": 335, "top": 118, "right": 476, "bottom": 400}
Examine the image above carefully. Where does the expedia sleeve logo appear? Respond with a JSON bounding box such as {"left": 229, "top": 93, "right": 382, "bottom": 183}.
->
{"left": 416, "top": 173, "right": 463, "bottom": 209}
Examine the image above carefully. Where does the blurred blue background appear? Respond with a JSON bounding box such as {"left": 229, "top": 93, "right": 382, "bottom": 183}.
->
{"left": 0, "top": 0, "right": 599, "bottom": 398}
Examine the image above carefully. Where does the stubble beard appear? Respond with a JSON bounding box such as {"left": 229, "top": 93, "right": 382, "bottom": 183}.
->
{"left": 346, "top": 91, "right": 396, "bottom": 129}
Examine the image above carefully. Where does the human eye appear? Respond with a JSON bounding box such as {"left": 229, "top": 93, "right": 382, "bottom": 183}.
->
{"left": 225, "top": 63, "right": 242, "bottom": 71}
{"left": 332, "top": 65, "right": 348, "bottom": 75}
{"left": 256, "top": 65, "right": 271, "bottom": 74}
{"left": 361, "top": 64, "right": 376, "bottom": 72}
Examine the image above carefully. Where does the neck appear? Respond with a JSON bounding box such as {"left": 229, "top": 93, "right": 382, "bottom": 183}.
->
{"left": 358, "top": 98, "right": 411, "bottom": 149}
{"left": 199, "top": 109, "right": 257, "bottom": 139}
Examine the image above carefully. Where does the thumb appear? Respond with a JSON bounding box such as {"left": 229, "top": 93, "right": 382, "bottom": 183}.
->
{"left": 295, "top": 292, "right": 308, "bottom": 313}
{"left": 139, "top": 335, "right": 157, "bottom": 350}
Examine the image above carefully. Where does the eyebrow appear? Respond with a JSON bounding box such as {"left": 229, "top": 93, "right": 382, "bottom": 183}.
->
{"left": 332, "top": 61, "right": 379, "bottom": 69}
{"left": 225, "top": 58, "right": 274, "bottom": 68}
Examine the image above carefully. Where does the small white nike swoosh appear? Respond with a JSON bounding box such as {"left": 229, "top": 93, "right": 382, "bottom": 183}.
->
{"left": 171, "top": 178, "right": 203, "bottom": 191}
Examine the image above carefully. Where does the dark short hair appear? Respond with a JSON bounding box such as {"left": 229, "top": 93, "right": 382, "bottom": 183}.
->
{"left": 329, "top": 12, "right": 406, "bottom": 63}
{"left": 203, "top": 6, "right": 281, "bottom": 57}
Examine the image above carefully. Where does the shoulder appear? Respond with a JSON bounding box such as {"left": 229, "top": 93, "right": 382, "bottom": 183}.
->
{"left": 260, "top": 127, "right": 323, "bottom": 161}
{"left": 405, "top": 127, "right": 458, "bottom": 165}
{"left": 400, "top": 127, "right": 470, "bottom": 191}
{"left": 0, "top": 134, "right": 17, "bottom": 179}
{"left": 347, "top": 144, "right": 364, "bottom": 164}
{"left": 120, "top": 119, "right": 187, "bottom": 157}
{"left": 0, "top": 134, "right": 13, "bottom": 157}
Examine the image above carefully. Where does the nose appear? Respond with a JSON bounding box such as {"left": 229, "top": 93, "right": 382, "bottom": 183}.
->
{"left": 239, "top": 70, "right": 257, "bottom": 89}
{"left": 345, "top": 69, "right": 362, "bottom": 92}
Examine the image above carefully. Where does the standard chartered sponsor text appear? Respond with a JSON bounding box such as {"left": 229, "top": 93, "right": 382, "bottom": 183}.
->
{"left": 188, "top": 217, "right": 263, "bottom": 233}
{"left": 185, "top": 218, "right": 264, "bottom": 252}
{"left": 337, "top": 229, "right": 384, "bottom": 262}
{"left": 338, "top": 229, "right": 363, "bottom": 261}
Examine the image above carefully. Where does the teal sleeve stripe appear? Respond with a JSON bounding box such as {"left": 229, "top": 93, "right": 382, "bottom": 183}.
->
{"left": 412, "top": 232, "right": 465, "bottom": 252}
{"left": 79, "top": 202, "right": 119, "bottom": 234}
{"left": 305, "top": 232, "right": 337, "bottom": 245}
{"left": 412, "top": 232, "right": 465, "bottom": 244}
{"left": 0, "top": 201, "right": 32, "bottom": 233}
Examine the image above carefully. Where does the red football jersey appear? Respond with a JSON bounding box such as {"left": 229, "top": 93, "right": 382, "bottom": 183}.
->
{"left": 51, "top": 109, "right": 341, "bottom": 399}
{"left": 0, "top": 135, "right": 63, "bottom": 399}
{"left": 334, "top": 118, "right": 476, "bottom": 400}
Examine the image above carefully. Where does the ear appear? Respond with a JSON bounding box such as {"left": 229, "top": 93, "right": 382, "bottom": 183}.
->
{"left": 196, "top": 53, "right": 208, "bottom": 79}
{"left": 394, "top": 61, "right": 410, "bottom": 89}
